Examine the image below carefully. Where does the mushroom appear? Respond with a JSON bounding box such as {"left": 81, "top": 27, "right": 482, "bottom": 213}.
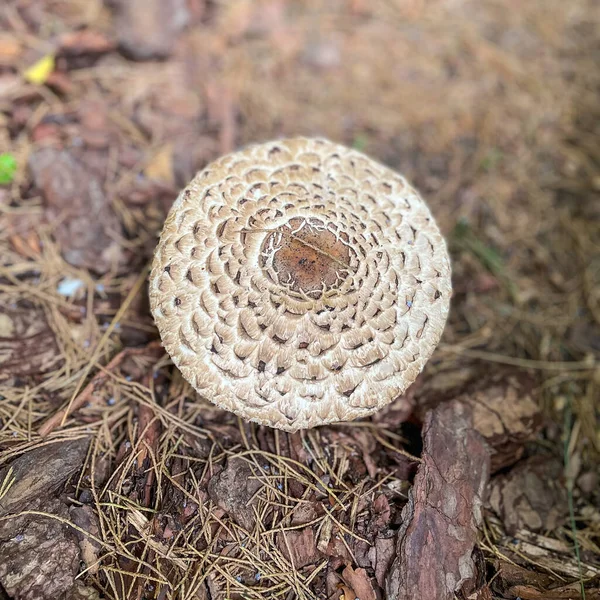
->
{"left": 149, "top": 138, "right": 451, "bottom": 431}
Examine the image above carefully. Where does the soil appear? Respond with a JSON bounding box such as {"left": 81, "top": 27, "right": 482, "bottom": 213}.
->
{"left": 0, "top": 1, "right": 598, "bottom": 599}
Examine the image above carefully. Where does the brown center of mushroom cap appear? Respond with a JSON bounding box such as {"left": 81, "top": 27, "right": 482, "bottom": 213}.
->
{"left": 260, "top": 217, "right": 354, "bottom": 297}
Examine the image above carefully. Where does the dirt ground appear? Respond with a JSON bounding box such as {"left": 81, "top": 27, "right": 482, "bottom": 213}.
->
{"left": 0, "top": 0, "right": 599, "bottom": 599}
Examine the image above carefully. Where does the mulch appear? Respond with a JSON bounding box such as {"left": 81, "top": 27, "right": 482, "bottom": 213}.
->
{"left": 0, "top": 0, "right": 598, "bottom": 599}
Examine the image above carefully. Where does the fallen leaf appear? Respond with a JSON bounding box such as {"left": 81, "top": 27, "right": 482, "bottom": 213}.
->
{"left": 9, "top": 229, "right": 41, "bottom": 257}
{"left": 372, "top": 494, "right": 391, "bottom": 529}
{"left": 0, "top": 35, "right": 22, "bottom": 61}
{"left": 338, "top": 584, "right": 357, "bottom": 600}
{"left": 0, "top": 153, "right": 17, "bottom": 185}
{"left": 23, "top": 54, "right": 55, "bottom": 85}
{"left": 374, "top": 535, "right": 396, "bottom": 587}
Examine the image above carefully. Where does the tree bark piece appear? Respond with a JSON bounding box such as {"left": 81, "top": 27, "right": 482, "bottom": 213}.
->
{"left": 386, "top": 401, "right": 490, "bottom": 600}
{"left": 0, "top": 438, "right": 89, "bottom": 515}
{"left": 415, "top": 368, "right": 541, "bottom": 472}
{"left": 489, "top": 456, "right": 567, "bottom": 534}
{"left": 0, "top": 498, "right": 80, "bottom": 600}
{"left": 0, "top": 306, "right": 60, "bottom": 380}
{"left": 207, "top": 458, "right": 262, "bottom": 531}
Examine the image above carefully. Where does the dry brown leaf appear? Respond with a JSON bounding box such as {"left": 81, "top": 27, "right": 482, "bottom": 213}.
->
{"left": 374, "top": 535, "right": 396, "bottom": 588}
{"left": 371, "top": 494, "right": 391, "bottom": 529}
{"left": 338, "top": 584, "right": 357, "bottom": 600}
{"left": 0, "top": 36, "right": 22, "bottom": 61}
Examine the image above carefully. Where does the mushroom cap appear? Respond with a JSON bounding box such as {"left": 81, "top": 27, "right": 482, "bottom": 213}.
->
{"left": 149, "top": 138, "right": 451, "bottom": 431}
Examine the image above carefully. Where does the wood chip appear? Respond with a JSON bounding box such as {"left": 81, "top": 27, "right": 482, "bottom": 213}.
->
{"left": 0, "top": 438, "right": 90, "bottom": 515}
{"left": 207, "top": 458, "right": 262, "bottom": 531}
{"left": 277, "top": 527, "right": 321, "bottom": 569}
{"left": 489, "top": 456, "right": 567, "bottom": 533}
{"left": 341, "top": 565, "right": 377, "bottom": 600}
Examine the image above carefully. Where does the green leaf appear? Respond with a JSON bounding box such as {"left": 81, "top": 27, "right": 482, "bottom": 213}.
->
{"left": 0, "top": 153, "right": 17, "bottom": 185}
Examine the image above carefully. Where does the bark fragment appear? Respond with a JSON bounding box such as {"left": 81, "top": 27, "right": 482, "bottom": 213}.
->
{"left": 0, "top": 438, "right": 89, "bottom": 515}
{"left": 207, "top": 458, "right": 262, "bottom": 531}
{"left": 0, "top": 306, "right": 61, "bottom": 380}
{"left": 416, "top": 368, "right": 541, "bottom": 472}
{"left": 0, "top": 498, "right": 80, "bottom": 600}
{"left": 489, "top": 455, "right": 568, "bottom": 534}
{"left": 386, "top": 400, "right": 490, "bottom": 600}
{"left": 109, "top": 0, "right": 190, "bottom": 60}
{"left": 341, "top": 565, "right": 377, "bottom": 600}
{"left": 277, "top": 527, "right": 321, "bottom": 569}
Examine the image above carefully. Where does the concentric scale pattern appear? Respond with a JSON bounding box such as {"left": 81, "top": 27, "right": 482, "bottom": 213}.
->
{"left": 149, "top": 138, "right": 451, "bottom": 430}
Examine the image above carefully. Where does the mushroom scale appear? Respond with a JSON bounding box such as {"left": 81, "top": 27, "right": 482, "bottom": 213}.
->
{"left": 150, "top": 138, "right": 451, "bottom": 431}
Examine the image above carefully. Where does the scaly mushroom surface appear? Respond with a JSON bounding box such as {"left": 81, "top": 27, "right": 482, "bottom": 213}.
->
{"left": 150, "top": 138, "right": 451, "bottom": 430}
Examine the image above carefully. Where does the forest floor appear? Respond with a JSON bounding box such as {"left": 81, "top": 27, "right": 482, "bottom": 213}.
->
{"left": 0, "top": 0, "right": 599, "bottom": 599}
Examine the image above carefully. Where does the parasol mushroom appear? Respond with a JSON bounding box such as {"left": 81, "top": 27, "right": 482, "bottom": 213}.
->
{"left": 149, "top": 138, "right": 451, "bottom": 431}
